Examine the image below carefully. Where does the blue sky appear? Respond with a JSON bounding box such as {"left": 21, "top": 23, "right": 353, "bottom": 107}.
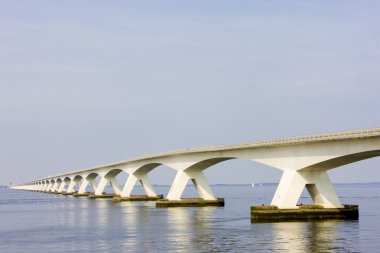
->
{"left": 1, "top": 1, "right": 380, "bottom": 185}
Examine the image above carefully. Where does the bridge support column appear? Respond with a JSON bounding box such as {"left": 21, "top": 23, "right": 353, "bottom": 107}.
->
{"left": 108, "top": 176, "right": 121, "bottom": 195}
{"left": 304, "top": 171, "right": 342, "bottom": 208}
{"left": 55, "top": 181, "right": 62, "bottom": 192}
{"left": 78, "top": 178, "right": 90, "bottom": 194}
{"left": 120, "top": 174, "right": 158, "bottom": 198}
{"left": 45, "top": 183, "right": 51, "bottom": 192}
{"left": 190, "top": 171, "right": 216, "bottom": 200}
{"left": 87, "top": 175, "right": 116, "bottom": 198}
{"left": 271, "top": 170, "right": 342, "bottom": 209}
{"left": 166, "top": 171, "right": 191, "bottom": 200}
{"left": 166, "top": 170, "right": 216, "bottom": 200}
{"left": 66, "top": 178, "right": 81, "bottom": 194}
{"left": 57, "top": 181, "right": 67, "bottom": 193}
{"left": 120, "top": 174, "right": 138, "bottom": 197}
{"left": 78, "top": 176, "right": 98, "bottom": 194}
{"left": 66, "top": 180, "right": 76, "bottom": 193}
{"left": 50, "top": 182, "right": 58, "bottom": 192}
{"left": 157, "top": 170, "right": 223, "bottom": 207}
{"left": 89, "top": 179, "right": 98, "bottom": 193}
{"left": 139, "top": 174, "right": 157, "bottom": 197}
{"left": 94, "top": 176, "right": 108, "bottom": 196}
{"left": 46, "top": 182, "right": 53, "bottom": 192}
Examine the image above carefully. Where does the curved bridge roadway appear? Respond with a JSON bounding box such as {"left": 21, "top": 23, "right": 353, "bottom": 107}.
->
{"left": 12, "top": 128, "right": 380, "bottom": 209}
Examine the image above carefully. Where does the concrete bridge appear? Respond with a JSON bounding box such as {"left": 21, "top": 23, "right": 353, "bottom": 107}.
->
{"left": 12, "top": 128, "right": 380, "bottom": 209}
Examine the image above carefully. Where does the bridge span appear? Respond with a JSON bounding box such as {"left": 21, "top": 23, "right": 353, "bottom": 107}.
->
{"left": 12, "top": 128, "right": 380, "bottom": 210}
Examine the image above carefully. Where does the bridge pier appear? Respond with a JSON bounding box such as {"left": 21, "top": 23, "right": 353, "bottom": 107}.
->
{"left": 77, "top": 178, "right": 90, "bottom": 194}
{"left": 139, "top": 174, "right": 157, "bottom": 197}
{"left": 94, "top": 176, "right": 110, "bottom": 196}
{"left": 54, "top": 181, "right": 62, "bottom": 192}
{"left": 252, "top": 170, "right": 355, "bottom": 222}
{"left": 113, "top": 173, "right": 162, "bottom": 202}
{"left": 250, "top": 205, "right": 359, "bottom": 223}
{"left": 157, "top": 170, "right": 224, "bottom": 207}
{"left": 165, "top": 170, "right": 216, "bottom": 200}
{"left": 77, "top": 175, "right": 98, "bottom": 195}
{"left": 46, "top": 181, "right": 53, "bottom": 192}
{"left": 120, "top": 174, "right": 139, "bottom": 197}
{"left": 41, "top": 183, "right": 47, "bottom": 192}
{"left": 271, "top": 170, "right": 342, "bottom": 209}
{"left": 57, "top": 181, "right": 67, "bottom": 193}
{"left": 66, "top": 179, "right": 78, "bottom": 194}
{"left": 50, "top": 181, "right": 59, "bottom": 192}
{"left": 86, "top": 174, "right": 116, "bottom": 199}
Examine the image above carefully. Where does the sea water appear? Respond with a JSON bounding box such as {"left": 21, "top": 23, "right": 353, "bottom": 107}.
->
{"left": 0, "top": 184, "right": 379, "bottom": 252}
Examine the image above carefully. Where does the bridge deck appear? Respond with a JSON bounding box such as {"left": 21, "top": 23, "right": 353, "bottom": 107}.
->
{"left": 24, "top": 128, "right": 380, "bottom": 182}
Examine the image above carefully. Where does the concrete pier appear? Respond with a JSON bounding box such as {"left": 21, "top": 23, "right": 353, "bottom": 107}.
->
{"left": 156, "top": 198, "right": 224, "bottom": 207}
{"left": 250, "top": 204, "right": 359, "bottom": 223}
{"left": 113, "top": 194, "right": 163, "bottom": 202}
{"left": 88, "top": 194, "right": 116, "bottom": 199}
{"left": 73, "top": 192, "right": 92, "bottom": 197}
{"left": 61, "top": 191, "right": 77, "bottom": 196}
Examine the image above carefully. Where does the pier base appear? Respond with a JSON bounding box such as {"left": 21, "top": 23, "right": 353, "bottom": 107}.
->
{"left": 88, "top": 194, "right": 116, "bottom": 199}
{"left": 250, "top": 204, "right": 359, "bottom": 223}
{"left": 46, "top": 191, "right": 58, "bottom": 194}
{"left": 61, "top": 191, "right": 77, "bottom": 196}
{"left": 73, "top": 192, "right": 92, "bottom": 197}
{"left": 156, "top": 198, "right": 224, "bottom": 207}
{"left": 113, "top": 194, "right": 164, "bottom": 202}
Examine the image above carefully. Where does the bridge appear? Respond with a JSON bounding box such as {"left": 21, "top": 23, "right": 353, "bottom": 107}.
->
{"left": 12, "top": 128, "right": 380, "bottom": 212}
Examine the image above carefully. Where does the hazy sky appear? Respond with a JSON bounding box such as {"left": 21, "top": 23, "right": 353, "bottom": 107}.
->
{"left": 1, "top": 1, "right": 380, "bottom": 186}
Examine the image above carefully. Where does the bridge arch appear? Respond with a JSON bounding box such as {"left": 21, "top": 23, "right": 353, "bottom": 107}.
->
{"left": 56, "top": 177, "right": 71, "bottom": 193}
{"left": 165, "top": 156, "right": 281, "bottom": 200}
{"left": 85, "top": 173, "right": 98, "bottom": 181}
{"left": 104, "top": 169, "right": 123, "bottom": 178}
{"left": 103, "top": 169, "right": 127, "bottom": 195}
{"left": 300, "top": 150, "right": 380, "bottom": 172}
{"left": 134, "top": 163, "right": 162, "bottom": 176}
{"left": 116, "top": 163, "right": 165, "bottom": 198}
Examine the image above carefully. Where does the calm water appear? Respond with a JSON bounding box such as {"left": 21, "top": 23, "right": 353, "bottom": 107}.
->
{"left": 1, "top": 184, "right": 380, "bottom": 253}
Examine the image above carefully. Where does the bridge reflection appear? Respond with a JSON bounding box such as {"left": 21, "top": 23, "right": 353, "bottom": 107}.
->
{"left": 41, "top": 189, "right": 359, "bottom": 252}
{"left": 267, "top": 221, "right": 359, "bottom": 252}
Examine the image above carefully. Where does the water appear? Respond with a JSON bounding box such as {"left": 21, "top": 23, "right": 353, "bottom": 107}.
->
{"left": 1, "top": 184, "right": 379, "bottom": 252}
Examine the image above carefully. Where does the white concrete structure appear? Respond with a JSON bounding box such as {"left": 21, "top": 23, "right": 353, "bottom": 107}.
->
{"left": 11, "top": 128, "right": 380, "bottom": 209}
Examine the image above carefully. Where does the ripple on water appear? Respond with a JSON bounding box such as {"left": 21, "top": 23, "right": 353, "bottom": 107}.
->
{"left": 0, "top": 185, "right": 379, "bottom": 252}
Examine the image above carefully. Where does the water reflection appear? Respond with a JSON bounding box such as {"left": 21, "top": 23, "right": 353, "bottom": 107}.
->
{"left": 56, "top": 197, "right": 360, "bottom": 252}
{"left": 269, "top": 221, "right": 359, "bottom": 252}
{"left": 1, "top": 186, "right": 371, "bottom": 253}
{"left": 165, "top": 207, "right": 216, "bottom": 253}
{"left": 119, "top": 202, "right": 142, "bottom": 250}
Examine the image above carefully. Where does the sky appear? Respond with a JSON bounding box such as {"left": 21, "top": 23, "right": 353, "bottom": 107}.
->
{"left": 1, "top": 0, "right": 380, "bottom": 186}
